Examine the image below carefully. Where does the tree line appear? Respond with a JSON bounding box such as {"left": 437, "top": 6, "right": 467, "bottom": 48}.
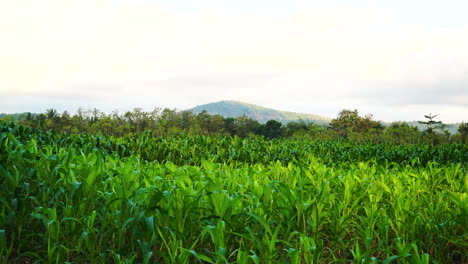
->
{"left": 1, "top": 107, "right": 467, "bottom": 144}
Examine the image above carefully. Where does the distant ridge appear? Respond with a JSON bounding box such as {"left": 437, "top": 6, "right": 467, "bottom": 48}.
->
{"left": 381, "top": 121, "right": 460, "bottom": 135}
{"left": 188, "top": 100, "right": 331, "bottom": 124}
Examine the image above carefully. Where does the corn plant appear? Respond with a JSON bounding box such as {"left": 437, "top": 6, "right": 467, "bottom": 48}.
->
{"left": 1, "top": 121, "right": 466, "bottom": 263}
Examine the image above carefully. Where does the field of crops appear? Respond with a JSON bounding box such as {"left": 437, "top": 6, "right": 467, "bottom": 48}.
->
{"left": 1, "top": 121, "right": 467, "bottom": 263}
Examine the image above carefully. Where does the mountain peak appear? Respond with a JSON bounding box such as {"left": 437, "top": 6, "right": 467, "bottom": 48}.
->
{"left": 189, "top": 101, "right": 331, "bottom": 124}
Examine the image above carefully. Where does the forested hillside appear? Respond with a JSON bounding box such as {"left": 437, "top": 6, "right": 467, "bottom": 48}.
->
{"left": 189, "top": 100, "right": 330, "bottom": 124}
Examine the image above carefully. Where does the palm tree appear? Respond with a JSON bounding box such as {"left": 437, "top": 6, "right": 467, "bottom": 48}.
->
{"left": 45, "top": 108, "right": 58, "bottom": 119}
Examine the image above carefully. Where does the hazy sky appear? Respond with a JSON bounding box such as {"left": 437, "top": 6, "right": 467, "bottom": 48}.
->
{"left": 1, "top": 0, "right": 468, "bottom": 123}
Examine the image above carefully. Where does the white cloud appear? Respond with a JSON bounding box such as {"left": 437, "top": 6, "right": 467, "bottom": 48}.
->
{"left": 0, "top": 0, "right": 467, "bottom": 122}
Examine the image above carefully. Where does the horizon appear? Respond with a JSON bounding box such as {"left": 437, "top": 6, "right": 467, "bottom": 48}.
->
{"left": 1, "top": 0, "right": 467, "bottom": 123}
{"left": 1, "top": 99, "right": 463, "bottom": 125}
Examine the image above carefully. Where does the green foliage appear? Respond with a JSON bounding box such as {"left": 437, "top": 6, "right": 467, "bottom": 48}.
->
{"left": 419, "top": 113, "right": 444, "bottom": 135}
{"left": 260, "top": 120, "right": 283, "bottom": 139}
{"left": 329, "top": 109, "right": 383, "bottom": 139}
{"left": 382, "top": 122, "right": 421, "bottom": 144}
{"left": 1, "top": 121, "right": 467, "bottom": 263}
{"left": 2, "top": 107, "right": 465, "bottom": 144}
{"left": 458, "top": 122, "right": 468, "bottom": 144}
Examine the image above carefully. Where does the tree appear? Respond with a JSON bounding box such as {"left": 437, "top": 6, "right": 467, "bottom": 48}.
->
{"left": 233, "top": 115, "right": 260, "bottom": 137}
{"left": 384, "top": 122, "right": 421, "bottom": 144}
{"left": 45, "top": 108, "right": 58, "bottom": 119}
{"left": 19, "top": 112, "right": 36, "bottom": 128}
{"left": 329, "top": 109, "right": 382, "bottom": 139}
{"left": 260, "top": 120, "right": 283, "bottom": 139}
{"left": 458, "top": 122, "right": 468, "bottom": 143}
{"left": 285, "top": 120, "right": 308, "bottom": 137}
{"left": 224, "top": 117, "right": 236, "bottom": 136}
{"left": 329, "top": 109, "right": 360, "bottom": 138}
{"left": 43, "top": 109, "right": 60, "bottom": 130}
{"left": 159, "top": 108, "right": 181, "bottom": 135}
{"left": 179, "top": 111, "right": 195, "bottom": 131}
{"left": 197, "top": 111, "right": 225, "bottom": 135}
{"left": 60, "top": 111, "right": 72, "bottom": 132}
{"left": 208, "top": 115, "right": 226, "bottom": 134}
{"left": 418, "top": 113, "right": 443, "bottom": 134}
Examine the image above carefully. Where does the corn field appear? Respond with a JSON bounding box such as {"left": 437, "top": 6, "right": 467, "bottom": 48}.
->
{"left": 1, "top": 121, "right": 467, "bottom": 263}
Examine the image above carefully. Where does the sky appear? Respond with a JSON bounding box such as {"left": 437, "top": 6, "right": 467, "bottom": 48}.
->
{"left": 1, "top": 0, "right": 468, "bottom": 123}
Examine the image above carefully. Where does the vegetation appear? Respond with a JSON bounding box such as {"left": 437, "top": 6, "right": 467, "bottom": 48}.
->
{"left": 1, "top": 121, "right": 467, "bottom": 263}
{"left": 458, "top": 122, "right": 468, "bottom": 144}
{"left": 1, "top": 107, "right": 466, "bottom": 144}
{"left": 418, "top": 113, "right": 444, "bottom": 135}
{"left": 328, "top": 109, "right": 383, "bottom": 139}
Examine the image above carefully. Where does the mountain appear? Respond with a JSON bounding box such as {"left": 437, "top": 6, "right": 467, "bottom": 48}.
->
{"left": 188, "top": 100, "right": 332, "bottom": 124}
{"left": 382, "top": 121, "right": 461, "bottom": 135}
